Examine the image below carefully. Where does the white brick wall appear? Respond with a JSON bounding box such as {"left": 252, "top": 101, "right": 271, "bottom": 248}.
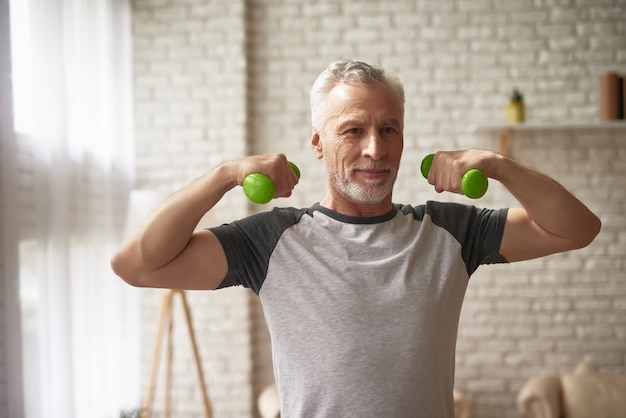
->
{"left": 132, "top": 0, "right": 256, "bottom": 416}
{"left": 132, "top": 0, "right": 626, "bottom": 417}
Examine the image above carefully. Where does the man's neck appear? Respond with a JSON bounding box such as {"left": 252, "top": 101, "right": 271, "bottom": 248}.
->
{"left": 319, "top": 193, "right": 394, "bottom": 218}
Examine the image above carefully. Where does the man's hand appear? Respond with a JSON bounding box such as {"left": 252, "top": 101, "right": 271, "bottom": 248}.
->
{"left": 425, "top": 150, "right": 495, "bottom": 195}
{"left": 235, "top": 153, "right": 300, "bottom": 200}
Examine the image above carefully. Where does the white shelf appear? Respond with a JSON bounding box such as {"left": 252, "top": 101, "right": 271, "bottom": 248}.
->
{"left": 470, "top": 120, "right": 626, "bottom": 134}
{"left": 469, "top": 121, "right": 626, "bottom": 156}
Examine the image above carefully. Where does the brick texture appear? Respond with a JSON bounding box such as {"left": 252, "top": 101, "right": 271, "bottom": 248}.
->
{"left": 131, "top": 0, "right": 626, "bottom": 417}
{"left": 132, "top": 0, "right": 256, "bottom": 416}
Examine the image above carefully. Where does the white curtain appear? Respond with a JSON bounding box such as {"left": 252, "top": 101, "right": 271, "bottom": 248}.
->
{"left": 6, "top": 0, "right": 140, "bottom": 417}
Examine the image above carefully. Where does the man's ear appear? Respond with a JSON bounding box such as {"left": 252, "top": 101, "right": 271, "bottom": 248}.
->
{"left": 311, "top": 130, "right": 323, "bottom": 159}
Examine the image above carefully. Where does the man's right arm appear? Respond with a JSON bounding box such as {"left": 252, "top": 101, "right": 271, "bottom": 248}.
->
{"left": 110, "top": 154, "right": 298, "bottom": 290}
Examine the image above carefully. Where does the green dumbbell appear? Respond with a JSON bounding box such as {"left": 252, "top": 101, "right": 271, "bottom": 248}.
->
{"left": 243, "top": 161, "right": 301, "bottom": 204}
{"left": 420, "top": 154, "right": 488, "bottom": 199}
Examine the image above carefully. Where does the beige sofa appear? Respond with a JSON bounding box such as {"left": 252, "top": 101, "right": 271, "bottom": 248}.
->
{"left": 517, "top": 362, "right": 626, "bottom": 418}
{"left": 258, "top": 384, "right": 472, "bottom": 418}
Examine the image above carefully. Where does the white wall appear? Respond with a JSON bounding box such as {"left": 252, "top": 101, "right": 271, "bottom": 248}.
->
{"left": 132, "top": 1, "right": 259, "bottom": 416}
{"left": 131, "top": 1, "right": 626, "bottom": 417}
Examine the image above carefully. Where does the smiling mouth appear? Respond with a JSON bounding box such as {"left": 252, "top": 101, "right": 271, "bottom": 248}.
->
{"left": 355, "top": 167, "right": 390, "bottom": 179}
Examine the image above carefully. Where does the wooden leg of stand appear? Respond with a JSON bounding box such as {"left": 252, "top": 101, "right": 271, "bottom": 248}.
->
{"left": 165, "top": 300, "right": 174, "bottom": 418}
{"left": 180, "top": 291, "right": 213, "bottom": 418}
{"left": 142, "top": 290, "right": 174, "bottom": 418}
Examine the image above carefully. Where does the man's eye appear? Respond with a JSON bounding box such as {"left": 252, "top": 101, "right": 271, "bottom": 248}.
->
{"left": 345, "top": 128, "right": 361, "bottom": 135}
{"left": 382, "top": 127, "right": 397, "bottom": 134}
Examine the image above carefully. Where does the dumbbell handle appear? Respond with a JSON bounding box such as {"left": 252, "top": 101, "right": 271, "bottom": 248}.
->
{"left": 420, "top": 154, "right": 488, "bottom": 199}
{"left": 243, "top": 161, "right": 300, "bottom": 204}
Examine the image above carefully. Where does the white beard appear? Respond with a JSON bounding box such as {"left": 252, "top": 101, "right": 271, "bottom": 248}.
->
{"left": 333, "top": 169, "right": 396, "bottom": 204}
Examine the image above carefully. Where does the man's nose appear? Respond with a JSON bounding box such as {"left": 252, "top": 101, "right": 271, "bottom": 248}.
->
{"left": 363, "top": 132, "right": 385, "bottom": 160}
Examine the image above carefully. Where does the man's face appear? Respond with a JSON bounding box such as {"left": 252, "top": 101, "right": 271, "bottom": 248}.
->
{"left": 312, "top": 80, "right": 404, "bottom": 207}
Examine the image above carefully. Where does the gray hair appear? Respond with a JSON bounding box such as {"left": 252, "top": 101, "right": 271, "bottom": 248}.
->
{"left": 310, "top": 59, "right": 405, "bottom": 131}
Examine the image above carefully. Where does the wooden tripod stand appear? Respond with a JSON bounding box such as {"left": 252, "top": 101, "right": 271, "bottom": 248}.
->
{"left": 142, "top": 289, "right": 212, "bottom": 418}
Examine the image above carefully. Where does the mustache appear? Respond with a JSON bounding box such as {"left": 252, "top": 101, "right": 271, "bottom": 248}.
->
{"left": 352, "top": 162, "right": 392, "bottom": 171}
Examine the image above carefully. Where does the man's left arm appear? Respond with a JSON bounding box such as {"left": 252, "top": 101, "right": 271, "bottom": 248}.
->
{"left": 427, "top": 150, "right": 601, "bottom": 262}
{"left": 492, "top": 154, "right": 601, "bottom": 262}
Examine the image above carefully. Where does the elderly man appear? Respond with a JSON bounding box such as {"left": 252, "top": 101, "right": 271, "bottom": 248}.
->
{"left": 112, "top": 59, "right": 600, "bottom": 417}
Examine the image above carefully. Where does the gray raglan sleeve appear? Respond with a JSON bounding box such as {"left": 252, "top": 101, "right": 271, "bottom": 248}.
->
{"left": 209, "top": 207, "right": 303, "bottom": 295}
{"left": 424, "top": 202, "right": 509, "bottom": 276}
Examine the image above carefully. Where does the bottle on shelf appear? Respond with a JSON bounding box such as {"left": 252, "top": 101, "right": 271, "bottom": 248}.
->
{"left": 506, "top": 88, "right": 525, "bottom": 124}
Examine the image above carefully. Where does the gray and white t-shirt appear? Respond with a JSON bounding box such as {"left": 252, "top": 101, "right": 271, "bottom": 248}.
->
{"left": 211, "top": 201, "right": 508, "bottom": 418}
